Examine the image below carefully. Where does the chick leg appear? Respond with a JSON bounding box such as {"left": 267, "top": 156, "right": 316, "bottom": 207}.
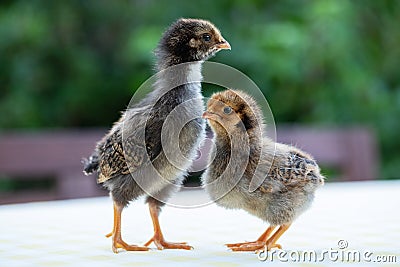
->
{"left": 226, "top": 225, "right": 276, "bottom": 248}
{"left": 110, "top": 202, "right": 149, "bottom": 253}
{"left": 144, "top": 198, "right": 193, "bottom": 250}
{"left": 106, "top": 209, "right": 117, "bottom": 238}
{"left": 261, "top": 223, "right": 291, "bottom": 251}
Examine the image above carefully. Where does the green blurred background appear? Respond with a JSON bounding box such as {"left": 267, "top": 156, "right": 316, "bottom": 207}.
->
{"left": 0, "top": 0, "right": 399, "bottom": 179}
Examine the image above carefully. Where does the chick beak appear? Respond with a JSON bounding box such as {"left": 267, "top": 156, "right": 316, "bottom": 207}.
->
{"left": 202, "top": 111, "right": 216, "bottom": 119}
{"left": 202, "top": 111, "right": 211, "bottom": 119}
{"left": 215, "top": 40, "right": 231, "bottom": 50}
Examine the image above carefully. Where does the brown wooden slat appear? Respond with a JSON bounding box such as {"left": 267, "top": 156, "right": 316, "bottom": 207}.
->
{"left": 0, "top": 126, "right": 378, "bottom": 204}
{"left": 276, "top": 125, "right": 378, "bottom": 180}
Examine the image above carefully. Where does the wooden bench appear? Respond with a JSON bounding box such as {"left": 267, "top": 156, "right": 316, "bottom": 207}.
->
{"left": 0, "top": 130, "right": 106, "bottom": 204}
{"left": 276, "top": 125, "right": 378, "bottom": 181}
{"left": 0, "top": 126, "right": 378, "bottom": 204}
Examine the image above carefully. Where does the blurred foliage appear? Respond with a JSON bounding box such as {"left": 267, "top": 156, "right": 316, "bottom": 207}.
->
{"left": 0, "top": 0, "right": 399, "bottom": 179}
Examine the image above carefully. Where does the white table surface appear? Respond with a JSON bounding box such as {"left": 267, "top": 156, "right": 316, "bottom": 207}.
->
{"left": 1, "top": 180, "right": 399, "bottom": 267}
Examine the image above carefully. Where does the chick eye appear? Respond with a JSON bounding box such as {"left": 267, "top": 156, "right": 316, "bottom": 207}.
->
{"left": 202, "top": 33, "right": 211, "bottom": 42}
{"left": 223, "top": 106, "right": 232, "bottom": 114}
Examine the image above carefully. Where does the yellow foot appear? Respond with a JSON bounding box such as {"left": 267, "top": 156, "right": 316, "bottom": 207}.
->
{"left": 112, "top": 238, "right": 149, "bottom": 253}
{"left": 255, "top": 242, "right": 282, "bottom": 254}
{"left": 229, "top": 241, "right": 282, "bottom": 252}
{"left": 226, "top": 240, "right": 261, "bottom": 248}
{"left": 105, "top": 231, "right": 113, "bottom": 238}
{"left": 144, "top": 236, "right": 193, "bottom": 250}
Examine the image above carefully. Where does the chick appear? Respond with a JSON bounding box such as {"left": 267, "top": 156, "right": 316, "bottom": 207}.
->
{"left": 83, "top": 18, "right": 230, "bottom": 253}
{"left": 201, "top": 90, "right": 324, "bottom": 252}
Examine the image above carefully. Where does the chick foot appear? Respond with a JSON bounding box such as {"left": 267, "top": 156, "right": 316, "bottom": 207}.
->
{"left": 230, "top": 241, "right": 281, "bottom": 252}
{"left": 145, "top": 200, "right": 193, "bottom": 250}
{"left": 256, "top": 224, "right": 291, "bottom": 253}
{"left": 109, "top": 202, "right": 149, "bottom": 253}
{"left": 112, "top": 237, "right": 149, "bottom": 253}
{"left": 107, "top": 230, "right": 149, "bottom": 252}
{"left": 144, "top": 234, "right": 192, "bottom": 250}
{"left": 228, "top": 224, "right": 291, "bottom": 252}
{"left": 105, "top": 231, "right": 113, "bottom": 238}
{"left": 226, "top": 225, "right": 277, "bottom": 250}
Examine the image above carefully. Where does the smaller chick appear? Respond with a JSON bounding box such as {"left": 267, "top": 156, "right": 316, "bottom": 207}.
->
{"left": 201, "top": 90, "right": 324, "bottom": 252}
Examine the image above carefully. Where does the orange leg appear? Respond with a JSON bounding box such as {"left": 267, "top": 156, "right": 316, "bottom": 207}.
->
{"left": 262, "top": 224, "right": 290, "bottom": 251}
{"left": 229, "top": 224, "right": 290, "bottom": 252}
{"left": 105, "top": 210, "right": 118, "bottom": 238}
{"left": 226, "top": 225, "right": 276, "bottom": 248}
{"left": 108, "top": 202, "right": 149, "bottom": 253}
{"left": 144, "top": 201, "right": 193, "bottom": 250}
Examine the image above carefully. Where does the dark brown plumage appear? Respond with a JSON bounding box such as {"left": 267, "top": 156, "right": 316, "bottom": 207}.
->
{"left": 201, "top": 90, "right": 324, "bottom": 252}
{"left": 83, "top": 18, "right": 230, "bottom": 253}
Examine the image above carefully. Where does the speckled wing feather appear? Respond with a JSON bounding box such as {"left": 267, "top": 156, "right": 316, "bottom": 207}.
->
{"left": 96, "top": 106, "right": 163, "bottom": 184}
{"left": 257, "top": 148, "right": 322, "bottom": 194}
{"left": 269, "top": 147, "right": 322, "bottom": 185}
{"left": 97, "top": 129, "right": 130, "bottom": 183}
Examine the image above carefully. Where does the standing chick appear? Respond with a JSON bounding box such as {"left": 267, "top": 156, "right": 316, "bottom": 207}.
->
{"left": 202, "top": 90, "right": 324, "bottom": 252}
{"left": 83, "top": 18, "right": 230, "bottom": 253}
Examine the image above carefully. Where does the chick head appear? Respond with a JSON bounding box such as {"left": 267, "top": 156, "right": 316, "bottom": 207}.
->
{"left": 157, "top": 18, "right": 230, "bottom": 63}
{"left": 203, "top": 90, "right": 263, "bottom": 137}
